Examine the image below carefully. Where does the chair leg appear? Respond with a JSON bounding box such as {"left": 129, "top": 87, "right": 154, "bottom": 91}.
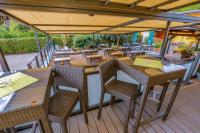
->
{"left": 124, "top": 100, "right": 132, "bottom": 133}
{"left": 157, "top": 82, "right": 169, "bottom": 112}
{"left": 80, "top": 97, "right": 88, "bottom": 124}
{"left": 110, "top": 95, "right": 115, "bottom": 106}
{"left": 38, "top": 120, "right": 45, "bottom": 133}
{"left": 60, "top": 119, "right": 68, "bottom": 133}
{"left": 31, "top": 122, "right": 37, "bottom": 133}
{"left": 131, "top": 100, "right": 136, "bottom": 119}
{"left": 97, "top": 92, "right": 105, "bottom": 119}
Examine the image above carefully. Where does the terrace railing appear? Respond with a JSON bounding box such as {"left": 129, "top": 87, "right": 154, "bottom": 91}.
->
{"left": 27, "top": 40, "right": 55, "bottom": 69}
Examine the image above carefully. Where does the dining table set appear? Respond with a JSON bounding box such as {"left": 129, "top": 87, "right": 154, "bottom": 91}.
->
{"left": 0, "top": 50, "right": 187, "bottom": 133}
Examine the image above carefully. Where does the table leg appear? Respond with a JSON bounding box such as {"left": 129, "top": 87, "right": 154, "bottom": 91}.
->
{"left": 133, "top": 85, "right": 150, "bottom": 133}
{"left": 163, "top": 78, "right": 183, "bottom": 121}
{"left": 157, "top": 82, "right": 170, "bottom": 112}
{"left": 84, "top": 74, "right": 89, "bottom": 111}
{"left": 40, "top": 118, "right": 53, "bottom": 133}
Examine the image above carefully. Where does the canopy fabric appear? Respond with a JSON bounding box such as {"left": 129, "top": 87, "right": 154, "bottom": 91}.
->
{"left": 147, "top": 31, "right": 155, "bottom": 45}
{"left": 132, "top": 32, "right": 138, "bottom": 43}
{"left": 0, "top": 0, "right": 199, "bottom": 34}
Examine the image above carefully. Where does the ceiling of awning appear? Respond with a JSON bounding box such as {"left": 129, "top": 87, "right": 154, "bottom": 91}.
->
{"left": 0, "top": 0, "right": 199, "bottom": 34}
{"left": 100, "top": 0, "right": 199, "bottom": 10}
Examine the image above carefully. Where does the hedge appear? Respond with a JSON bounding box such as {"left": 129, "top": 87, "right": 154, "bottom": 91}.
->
{"left": 0, "top": 37, "right": 62, "bottom": 54}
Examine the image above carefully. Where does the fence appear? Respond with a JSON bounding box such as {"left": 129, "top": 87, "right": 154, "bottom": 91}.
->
{"left": 27, "top": 39, "right": 55, "bottom": 69}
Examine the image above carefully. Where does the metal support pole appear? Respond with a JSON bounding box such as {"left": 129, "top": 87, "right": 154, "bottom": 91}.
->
{"left": 116, "top": 35, "right": 120, "bottom": 47}
{"left": 195, "top": 37, "right": 200, "bottom": 51}
{"left": 160, "top": 21, "right": 171, "bottom": 58}
{"left": 93, "top": 34, "right": 95, "bottom": 48}
{"left": 165, "top": 35, "right": 176, "bottom": 54}
{"left": 0, "top": 47, "right": 10, "bottom": 72}
{"left": 34, "top": 31, "right": 41, "bottom": 52}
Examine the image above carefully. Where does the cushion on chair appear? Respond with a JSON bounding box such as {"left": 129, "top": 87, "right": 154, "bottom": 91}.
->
{"left": 105, "top": 80, "right": 138, "bottom": 101}
{"left": 48, "top": 90, "right": 79, "bottom": 119}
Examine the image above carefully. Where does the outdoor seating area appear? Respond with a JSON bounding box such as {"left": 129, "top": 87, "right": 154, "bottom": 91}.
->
{"left": 0, "top": 0, "right": 200, "bottom": 133}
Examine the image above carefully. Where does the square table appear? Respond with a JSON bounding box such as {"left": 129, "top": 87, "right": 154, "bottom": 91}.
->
{"left": 86, "top": 55, "right": 103, "bottom": 65}
{"left": 0, "top": 68, "right": 53, "bottom": 133}
{"left": 110, "top": 51, "right": 123, "bottom": 58}
{"left": 54, "top": 57, "right": 71, "bottom": 65}
{"left": 118, "top": 56, "right": 186, "bottom": 132}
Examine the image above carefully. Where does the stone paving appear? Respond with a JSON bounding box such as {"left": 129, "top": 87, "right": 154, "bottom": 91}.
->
{"left": 0, "top": 53, "right": 37, "bottom": 72}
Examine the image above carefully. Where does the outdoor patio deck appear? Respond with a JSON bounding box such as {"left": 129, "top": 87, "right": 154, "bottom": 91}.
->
{"left": 18, "top": 81, "right": 200, "bottom": 133}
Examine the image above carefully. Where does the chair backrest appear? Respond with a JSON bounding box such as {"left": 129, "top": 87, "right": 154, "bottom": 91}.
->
{"left": 99, "top": 59, "right": 118, "bottom": 88}
{"left": 53, "top": 64, "right": 85, "bottom": 90}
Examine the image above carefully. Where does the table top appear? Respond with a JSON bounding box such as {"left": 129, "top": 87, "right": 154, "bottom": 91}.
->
{"left": 111, "top": 51, "right": 123, "bottom": 55}
{"left": 0, "top": 68, "right": 52, "bottom": 114}
{"left": 86, "top": 55, "right": 103, "bottom": 59}
{"left": 54, "top": 57, "right": 71, "bottom": 61}
{"left": 54, "top": 51, "right": 69, "bottom": 54}
{"left": 118, "top": 56, "right": 186, "bottom": 86}
{"left": 82, "top": 49, "right": 97, "bottom": 52}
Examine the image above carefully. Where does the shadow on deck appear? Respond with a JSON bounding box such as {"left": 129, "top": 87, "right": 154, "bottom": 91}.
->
{"left": 18, "top": 81, "right": 200, "bottom": 133}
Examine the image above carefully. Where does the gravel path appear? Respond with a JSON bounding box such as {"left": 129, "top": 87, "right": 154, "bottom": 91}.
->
{"left": 0, "top": 53, "right": 37, "bottom": 72}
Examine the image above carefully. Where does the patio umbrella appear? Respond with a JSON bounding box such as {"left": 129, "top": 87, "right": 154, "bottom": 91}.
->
{"left": 132, "top": 32, "right": 138, "bottom": 44}
{"left": 147, "top": 31, "right": 155, "bottom": 45}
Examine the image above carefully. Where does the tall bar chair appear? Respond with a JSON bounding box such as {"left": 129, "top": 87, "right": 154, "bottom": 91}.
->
{"left": 34, "top": 65, "right": 88, "bottom": 133}
{"left": 97, "top": 59, "right": 139, "bottom": 133}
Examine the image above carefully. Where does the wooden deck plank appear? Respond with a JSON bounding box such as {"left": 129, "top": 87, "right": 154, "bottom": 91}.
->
{"left": 17, "top": 81, "right": 200, "bottom": 133}
{"left": 69, "top": 116, "right": 80, "bottom": 133}
{"left": 87, "top": 112, "right": 99, "bottom": 133}
{"left": 77, "top": 114, "right": 89, "bottom": 133}
{"left": 91, "top": 109, "right": 109, "bottom": 133}
{"left": 105, "top": 106, "right": 124, "bottom": 133}
{"left": 101, "top": 108, "right": 118, "bottom": 133}
{"left": 112, "top": 102, "right": 138, "bottom": 133}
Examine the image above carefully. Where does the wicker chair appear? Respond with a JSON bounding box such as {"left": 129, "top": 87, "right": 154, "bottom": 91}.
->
{"left": 35, "top": 65, "right": 88, "bottom": 133}
{"left": 97, "top": 59, "right": 139, "bottom": 133}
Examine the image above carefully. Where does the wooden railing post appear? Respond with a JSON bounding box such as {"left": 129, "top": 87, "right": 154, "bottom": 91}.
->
{"left": 0, "top": 47, "right": 10, "bottom": 72}
{"left": 40, "top": 51, "right": 45, "bottom": 67}
{"left": 35, "top": 56, "right": 40, "bottom": 68}
{"left": 27, "top": 63, "right": 32, "bottom": 69}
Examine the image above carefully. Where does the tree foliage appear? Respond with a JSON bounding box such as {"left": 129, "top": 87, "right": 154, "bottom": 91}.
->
{"left": 0, "top": 21, "right": 46, "bottom": 38}
{"left": 175, "top": 3, "right": 200, "bottom": 12}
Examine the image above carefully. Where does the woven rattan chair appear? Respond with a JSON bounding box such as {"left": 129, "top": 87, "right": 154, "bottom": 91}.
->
{"left": 97, "top": 59, "right": 138, "bottom": 133}
{"left": 34, "top": 65, "right": 88, "bottom": 133}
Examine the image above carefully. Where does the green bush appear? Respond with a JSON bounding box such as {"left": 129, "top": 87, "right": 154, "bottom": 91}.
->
{"left": 0, "top": 37, "right": 62, "bottom": 54}
{"left": 73, "top": 35, "right": 93, "bottom": 48}
{"left": 154, "top": 42, "right": 162, "bottom": 48}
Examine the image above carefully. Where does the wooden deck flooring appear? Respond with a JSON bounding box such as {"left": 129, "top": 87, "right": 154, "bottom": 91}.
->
{"left": 18, "top": 81, "right": 200, "bottom": 133}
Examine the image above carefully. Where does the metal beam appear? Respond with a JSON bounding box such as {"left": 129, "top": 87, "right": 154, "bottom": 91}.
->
{"left": 32, "top": 24, "right": 164, "bottom": 29}
{"left": 160, "top": 21, "right": 171, "bottom": 58}
{"left": 165, "top": 35, "right": 176, "bottom": 54}
{"left": 104, "top": 0, "right": 110, "bottom": 5}
{"left": 34, "top": 31, "right": 42, "bottom": 52}
{"left": 149, "top": 0, "right": 179, "bottom": 10}
{"left": 95, "top": 18, "right": 146, "bottom": 33}
{"left": 169, "top": 33, "right": 199, "bottom": 37}
{"left": 129, "top": 0, "right": 146, "bottom": 8}
{"left": 0, "top": 0, "right": 199, "bottom": 23}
